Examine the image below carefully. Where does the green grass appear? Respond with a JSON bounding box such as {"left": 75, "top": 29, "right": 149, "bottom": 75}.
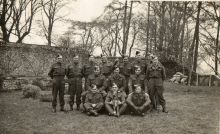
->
{"left": 0, "top": 82, "right": 220, "bottom": 134}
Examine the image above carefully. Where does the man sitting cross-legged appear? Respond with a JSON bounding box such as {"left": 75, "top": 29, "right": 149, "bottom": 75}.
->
{"left": 105, "top": 83, "right": 127, "bottom": 117}
{"left": 126, "top": 85, "right": 151, "bottom": 116}
{"left": 84, "top": 84, "right": 104, "bottom": 116}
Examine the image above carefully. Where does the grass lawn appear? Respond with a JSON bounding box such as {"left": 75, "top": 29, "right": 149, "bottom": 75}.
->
{"left": 0, "top": 82, "right": 220, "bottom": 134}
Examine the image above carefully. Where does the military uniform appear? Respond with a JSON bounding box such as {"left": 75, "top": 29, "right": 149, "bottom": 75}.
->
{"left": 82, "top": 62, "right": 96, "bottom": 88}
{"left": 126, "top": 91, "right": 151, "bottom": 115}
{"left": 84, "top": 90, "right": 104, "bottom": 116}
{"left": 101, "top": 61, "right": 113, "bottom": 78}
{"left": 105, "top": 90, "right": 127, "bottom": 115}
{"left": 128, "top": 74, "right": 148, "bottom": 94}
{"left": 146, "top": 62, "right": 167, "bottom": 111}
{"left": 108, "top": 73, "right": 126, "bottom": 92}
{"left": 86, "top": 73, "right": 107, "bottom": 96}
{"left": 66, "top": 63, "right": 83, "bottom": 110}
{"left": 119, "top": 62, "right": 132, "bottom": 95}
{"left": 48, "top": 62, "right": 66, "bottom": 111}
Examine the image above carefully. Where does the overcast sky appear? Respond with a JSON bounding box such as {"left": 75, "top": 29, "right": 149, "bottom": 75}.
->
{"left": 10, "top": 0, "right": 114, "bottom": 45}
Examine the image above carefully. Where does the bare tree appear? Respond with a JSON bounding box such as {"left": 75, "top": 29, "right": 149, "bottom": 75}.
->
{"left": 209, "top": 2, "right": 220, "bottom": 75}
{"left": 56, "top": 31, "right": 75, "bottom": 48}
{"left": 0, "top": 0, "right": 15, "bottom": 42}
{"left": 13, "top": 0, "right": 40, "bottom": 43}
{"left": 179, "top": 2, "right": 188, "bottom": 64}
{"left": 188, "top": 2, "right": 202, "bottom": 85}
{"left": 40, "top": 0, "right": 65, "bottom": 46}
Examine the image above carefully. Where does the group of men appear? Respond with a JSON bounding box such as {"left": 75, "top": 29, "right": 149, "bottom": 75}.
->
{"left": 48, "top": 51, "right": 168, "bottom": 117}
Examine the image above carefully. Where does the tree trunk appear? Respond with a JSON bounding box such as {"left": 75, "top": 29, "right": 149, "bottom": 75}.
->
{"left": 193, "top": 2, "right": 202, "bottom": 71}
{"left": 153, "top": 16, "right": 157, "bottom": 53}
{"left": 48, "top": 23, "right": 52, "bottom": 46}
{"left": 129, "top": 31, "right": 137, "bottom": 57}
{"left": 123, "top": 1, "right": 133, "bottom": 56}
{"left": 122, "top": 0, "right": 127, "bottom": 55}
{"left": 158, "top": 1, "right": 166, "bottom": 52}
{"left": 179, "top": 2, "right": 188, "bottom": 64}
{"left": 145, "top": 2, "right": 150, "bottom": 57}
{"left": 114, "top": 24, "right": 119, "bottom": 57}
{"left": 215, "top": 19, "right": 220, "bottom": 75}
{"left": 188, "top": 2, "right": 202, "bottom": 85}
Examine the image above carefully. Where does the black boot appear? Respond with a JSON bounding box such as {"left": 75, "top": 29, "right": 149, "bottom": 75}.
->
{"left": 60, "top": 106, "right": 65, "bottom": 112}
{"left": 70, "top": 105, "right": 73, "bottom": 111}
{"left": 76, "top": 105, "right": 80, "bottom": 111}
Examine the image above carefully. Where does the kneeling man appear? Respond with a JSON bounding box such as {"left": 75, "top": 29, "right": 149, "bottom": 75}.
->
{"left": 105, "top": 83, "right": 127, "bottom": 117}
{"left": 84, "top": 84, "right": 104, "bottom": 116}
{"left": 126, "top": 85, "right": 151, "bottom": 116}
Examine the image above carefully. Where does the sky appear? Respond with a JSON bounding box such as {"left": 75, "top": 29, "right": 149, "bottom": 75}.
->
{"left": 10, "top": 0, "right": 114, "bottom": 45}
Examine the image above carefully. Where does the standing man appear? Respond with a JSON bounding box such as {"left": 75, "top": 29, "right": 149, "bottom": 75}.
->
{"left": 119, "top": 55, "right": 132, "bottom": 95}
{"left": 146, "top": 56, "right": 168, "bottom": 113}
{"left": 126, "top": 85, "right": 151, "bottom": 116}
{"left": 101, "top": 54, "right": 119, "bottom": 92}
{"left": 86, "top": 65, "right": 107, "bottom": 97}
{"left": 131, "top": 51, "right": 146, "bottom": 75}
{"left": 108, "top": 66, "right": 126, "bottom": 93}
{"left": 82, "top": 54, "right": 96, "bottom": 90}
{"left": 48, "top": 54, "right": 66, "bottom": 112}
{"left": 128, "top": 66, "right": 148, "bottom": 94}
{"left": 81, "top": 55, "right": 97, "bottom": 105}
{"left": 66, "top": 55, "right": 83, "bottom": 111}
{"left": 100, "top": 54, "right": 113, "bottom": 78}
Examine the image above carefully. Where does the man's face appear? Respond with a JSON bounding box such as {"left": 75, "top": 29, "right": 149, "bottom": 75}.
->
{"left": 102, "top": 56, "right": 107, "bottom": 63}
{"left": 135, "top": 68, "right": 141, "bottom": 75}
{"left": 136, "top": 53, "right": 141, "bottom": 59}
{"left": 89, "top": 56, "right": 94, "bottom": 62}
{"left": 57, "top": 57, "right": 62, "bottom": 63}
{"left": 123, "top": 57, "right": 128, "bottom": 63}
{"left": 94, "top": 67, "right": 100, "bottom": 75}
{"left": 114, "top": 67, "right": 120, "bottom": 74}
{"left": 152, "top": 57, "right": 159, "bottom": 64}
{"left": 135, "top": 86, "right": 141, "bottom": 93}
{"left": 73, "top": 57, "right": 79, "bottom": 63}
{"left": 91, "top": 84, "right": 97, "bottom": 92}
{"left": 112, "top": 84, "right": 118, "bottom": 92}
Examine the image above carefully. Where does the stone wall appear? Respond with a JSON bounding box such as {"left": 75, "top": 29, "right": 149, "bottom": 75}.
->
{"left": 0, "top": 42, "right": 89, "bottom": 77}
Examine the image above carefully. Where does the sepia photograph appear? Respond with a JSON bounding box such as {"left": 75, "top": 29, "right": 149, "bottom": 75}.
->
{"left": 0, "top": 0, "right": 220, "bottom": 134}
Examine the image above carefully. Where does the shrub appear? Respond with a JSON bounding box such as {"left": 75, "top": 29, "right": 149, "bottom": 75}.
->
{"left": 32, "top": 78, "right": 46, "bottom": 91}
{"left": 22, "top": 84, "right": 41, "bottom": 99}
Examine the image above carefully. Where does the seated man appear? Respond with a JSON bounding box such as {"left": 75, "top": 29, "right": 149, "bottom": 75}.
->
{"left": 82, "top": 65, "right": 107, "bottom": 105}
{"left": 86, "top": 65, "right": 107, "bottom": 97}
{"left": 84, "top": 84, "right": 104, "bottom": 116}
{"left": 105, "top": 83, "right": 127, "bottom": 117}
{"left": 126, "top": 85, "right": 151, "bottom": 116}
{"left": 108, "top": 66, "right": 126, "bottom": 92}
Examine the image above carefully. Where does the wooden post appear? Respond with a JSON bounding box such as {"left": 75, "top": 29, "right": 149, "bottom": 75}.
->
{"left": 196, "top": 73, "right": 199, "bottom": 86}
{"left": 208, "top": 75, "right": 212, "bottom": 87}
